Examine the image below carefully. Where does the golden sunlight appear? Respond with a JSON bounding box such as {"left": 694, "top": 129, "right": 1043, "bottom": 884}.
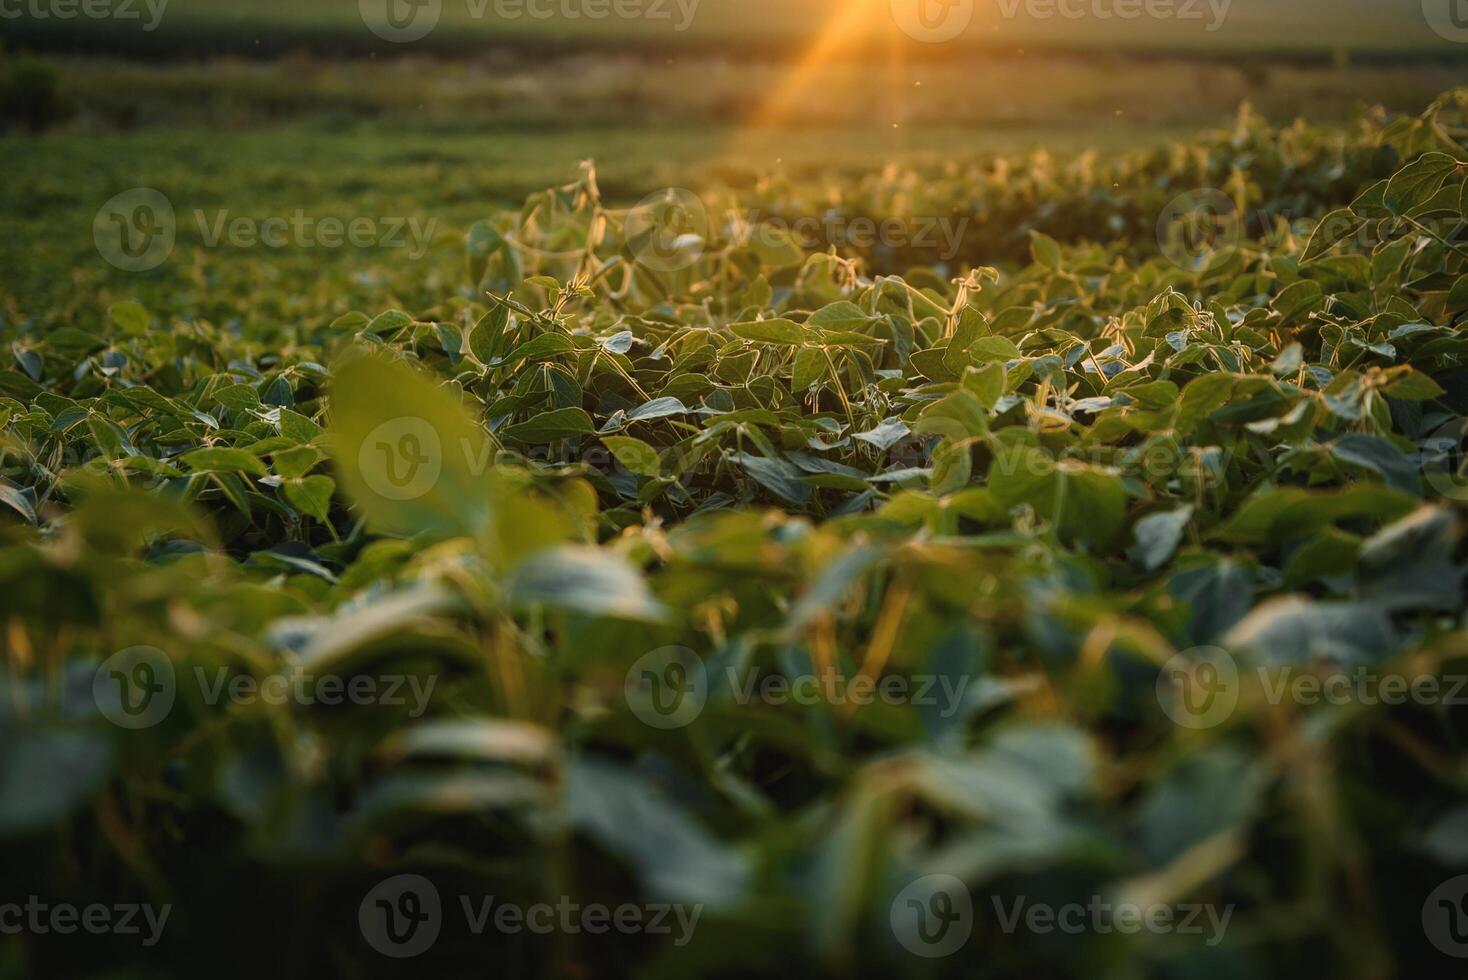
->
{"left": 751, "top": 0, "right": 904, "bottom": 128}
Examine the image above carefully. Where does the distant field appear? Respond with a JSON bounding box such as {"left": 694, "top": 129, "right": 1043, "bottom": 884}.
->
{"left": 4, "top": 0, "right": 1460, "bottom": 58}
{"left": 0, "top": 117, "right": 1204, "bottom": 321}
{"left": 5, "top": 41, "right": 1458, "bottom": 321}
{"left": 45, "top": 53, "right": 1464, "bottom": 132}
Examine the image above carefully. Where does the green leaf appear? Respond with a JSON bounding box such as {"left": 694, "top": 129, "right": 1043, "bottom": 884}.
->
{"left": 730, "top": 318, "right": 806, "bottom": 346}
{"left": 182, "top": 447, "right": 268, "bottom": 476}
{"left": 962, "top": 362, "right": 1006, "bottom": 410}
{"left": 507, "top": 546, "right": 666, "bottom": 622}
{"left": 1224, "top": 596, "right": 1397, "bottom": 665}
{"left": 625, "top": 397, "right": 688, "bottom": 423}
{"left": 603, "top": 435, "right": 661, "bottom": 478}
{"left": 108, "top": 300, "right": 149, "bottom": 335}
{"left": 1383, "top": 368, "right": 1445, "bottom": 400}
{"left": 470, "top": 304, "right": 511, "bottom": 364}
{"left": 568, "top": 758, "right": 748, "bottom": 906}
{"left": 1029, "top": 230, "right": 1062, "bottom": 269}
{"left": 852, "top": 418, "right": 909, "bottom": 451}
{"left": 284, "top": 475, "right": 335, "bottom": 522}
{"left": 792, "top": 347, "right": 825, "bottom": 391}
{"left": 1129, "top": 506, "right": 1193, "bottom": 572}
{"left": 1329, "top": 433, "right": 1421, "bottom": 496}
{"left": 733, "top": 452, "right": 813, "bottom": 506}
{"left": 807, "top": 301, "right": 876, "bottom": 332}
{"left": 501, "top": 407, "right": 594, "bottom": 443}
{"left": 0, "top": 731, "right": 112, "bottom": 836}
{"left": 1301, "top": 208, "right": 1364, "bottom": 263}
{"left": 1384, "top": 152, "right": 1460, "bottom": 216}
{"left": 327, "top": 351, "right": 493, "bottom": 539}
{"left": 0, "top": 480, "right": 38, "bottom": 525}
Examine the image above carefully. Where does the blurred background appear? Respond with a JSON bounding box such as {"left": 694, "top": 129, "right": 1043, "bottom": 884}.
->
{"left": 1, "top": 0, "right": 1464, "bottom": 319}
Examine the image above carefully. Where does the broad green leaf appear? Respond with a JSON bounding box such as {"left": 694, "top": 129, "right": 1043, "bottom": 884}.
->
{"left": 327, "top": 351, "right": 493, "bottom": 539}
{"left": 731, "top": 318, "right": 806, "bottom": 346}
{"left": 507, "top": 546, "right": 666, "bottom": 622}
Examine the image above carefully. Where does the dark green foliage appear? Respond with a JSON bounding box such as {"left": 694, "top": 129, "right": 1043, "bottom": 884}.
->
{"left": 2, "top": 89, "right": 1468, "bottom": 980}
